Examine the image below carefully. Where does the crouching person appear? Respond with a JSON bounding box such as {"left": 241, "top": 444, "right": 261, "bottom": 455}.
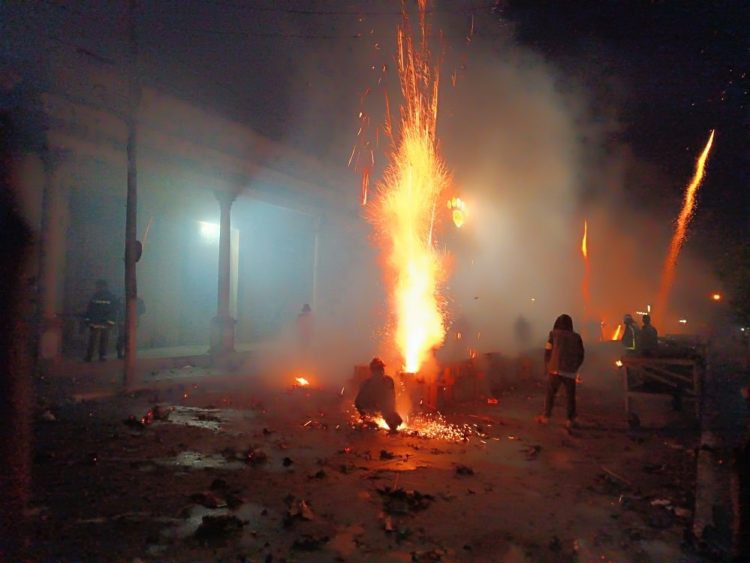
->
{"left": 355, "top": 357, "right": 403, "bottom": 432}
{"left": 536, "top": 313, "right": 585, "bottom": 429}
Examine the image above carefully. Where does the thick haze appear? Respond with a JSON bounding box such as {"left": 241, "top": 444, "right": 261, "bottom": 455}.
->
{"left": 3, "top": 1, "right": 727, "bottom": 382}
{"left": 275, "top": 2, "right": 721, "bottom": 374}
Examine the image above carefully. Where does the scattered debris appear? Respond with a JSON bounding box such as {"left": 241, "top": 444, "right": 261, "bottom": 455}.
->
{"left": 379, "top": 450, "right": 396, "bottom": 460}
{"left": 210, "top": 478, "right": 228, "bottom": 491}
{"left": 246, "top": 447, "right": 268, "bottom": 466}
{"left": 292, "top": 534, "right": 330, "bottom": 551}
{"left": 282, "top": 457, "right": 294, "bottom": 467}
{"left": 524, "top": 445, "right": 542, "bottom": 460}
{"left": 600, "top": 466, "right": 633, "bottom": 489}
{"left": 152, "top": 405, "right": 172, "bottom": 421}
{"left": 225, "top": 493, "right": 244, "bottom": 509}
{"left": 190, "top": 491, "right": 227, "bottom": 509}
{"left": 643, "top": 462, "right": 666, "bottom": 474}
{"left": 455, "top": 464, "right": 474, "bottom": 476}
{"left": 40, "top": 410, "right": 56, "bottom": 422}
{"left": 123, "top": 415, "right": 144, "bottom": 428}
{"left": 673, "top": 507, "right": 691, "bottom": 518}
{"left": 284, "top": 498, "right": 315, "bottom": 526}
{"left": 382, "top": 513, "right": 394, "bottom": 532}
{"left": 193, "top": 515, "right": 245, "bottom": 543}
{"left": 411, "top": 548, "right": 447, "bottom": 561}
{"left": 377, "top": 487, "right": 434, "bottom": 515}
{"left": 308, "top": 470, "right": 327, "bottom": 479}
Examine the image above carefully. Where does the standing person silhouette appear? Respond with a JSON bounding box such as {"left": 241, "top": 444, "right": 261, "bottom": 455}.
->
{"left": 536, "top": 314, "right": 585, "bottom": 429}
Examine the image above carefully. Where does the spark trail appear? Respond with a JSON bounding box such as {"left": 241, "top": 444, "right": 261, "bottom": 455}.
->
{"left": 581, "top": 219, "right": 590, "bottom": 316}
{"left": 655, "top": 130, "right": 715, "bottom": 325}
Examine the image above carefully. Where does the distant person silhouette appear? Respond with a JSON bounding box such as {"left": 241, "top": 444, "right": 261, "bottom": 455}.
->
{"left": 296, "top": 303, "right": 313, "bottom": 351}
{"left": 83, "top": 280, "right": 117, "bottom": 362}
{"left": 639, "top": 314, "right": 658, "bottom": 356}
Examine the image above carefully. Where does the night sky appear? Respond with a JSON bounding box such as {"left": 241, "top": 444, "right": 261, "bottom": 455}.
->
{"left": 502, "top": 0, "right": 750, "bottom": 242}
{"left": 5, "top": 0, "right": 749, "bottom": 252}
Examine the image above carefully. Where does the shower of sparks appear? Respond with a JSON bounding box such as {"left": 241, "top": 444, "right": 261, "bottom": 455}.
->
{"left": 655, "top": 129, "right": 715, "bottom": 325}
{"left": 367, "top": 0, "right": 450, "bottom": 373}
{"left": 351, "top": 412, "right": 482, "bottom": 442}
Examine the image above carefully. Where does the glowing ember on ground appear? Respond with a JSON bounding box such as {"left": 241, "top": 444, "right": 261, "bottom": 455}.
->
{"left": 615, "top": 360, "right": 623, "bottom": 368}
{"left": 655, "top": 129, "right": 715, "bottom": 325}
{"left": 294, "top": 377, "right": 310, "bottom": 387}
{"left": 366, "top": 0, "right": 450, "bottom": 373}
{"left": 711, "top": 293, "right": 722, "bottom": 302}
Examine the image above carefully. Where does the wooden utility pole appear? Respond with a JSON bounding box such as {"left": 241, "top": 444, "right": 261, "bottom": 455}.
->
{"left": 124, "top": 0, "right": 140, "bottom": 390}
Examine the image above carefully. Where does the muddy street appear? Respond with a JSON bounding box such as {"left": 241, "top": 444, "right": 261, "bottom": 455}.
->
{"left": 29, "top": 367, "right": 702, "bottom": 562}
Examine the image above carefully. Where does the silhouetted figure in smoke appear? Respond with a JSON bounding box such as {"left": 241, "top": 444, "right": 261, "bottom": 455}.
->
{"left": 355, "top": 357, "right": 403, "bottom": 432}
{"left": 536, "top": 314, "right": 585, "bottom": 429}
{"left": 621, "top": 313, "right": 639, "bottom": 353}
{"left": 296, "top": 303, "right": 313, "bottom": 351}
{"left": 639, "top": 314, "right": 658, "bottom": 356}
{"left": 514, "top": 315, "right": 531, "bottom": 350}
{"left": 116, "top": 296, "right": 145, "bottom": 359}
{"left": 83, "top": 279, "right": 117, "bottom": 362}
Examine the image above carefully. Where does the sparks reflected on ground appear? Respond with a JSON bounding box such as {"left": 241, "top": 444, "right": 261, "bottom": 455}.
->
{"left": 351, "top": 411, "right": 482, "bottom": 442}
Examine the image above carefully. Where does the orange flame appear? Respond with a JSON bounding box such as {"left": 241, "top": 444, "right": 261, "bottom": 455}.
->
{"left": 611, "top": 324, "right": 622, "bottom": 341}
{"left": 368, "top": 1, "right": 449, "bottom": 373}
{"left": 655, "top": 130, "right": 715, "bottom": 325}
{"left": 295, "top": 377, "right": 310, "bottom": 386}
{"left": 581, "top": 219, "right": 590, "bottom": 315}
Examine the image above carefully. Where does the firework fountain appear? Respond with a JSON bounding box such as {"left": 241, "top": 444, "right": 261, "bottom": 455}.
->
{"left": 655, "top": 129, "right": 715, "bottom": 326}
{"left": 367, "top": 0, "right": 451, "bottom": 374}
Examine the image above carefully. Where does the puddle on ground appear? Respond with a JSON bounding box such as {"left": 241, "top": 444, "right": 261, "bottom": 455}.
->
{"left": 155, "top": 451, "right": 244, "bottom": 470}
{"left": 160, "top": 502, "right": 273, "bottom": 543}
{"left": 164, "top": 406, "right": 238, "bottom": 431}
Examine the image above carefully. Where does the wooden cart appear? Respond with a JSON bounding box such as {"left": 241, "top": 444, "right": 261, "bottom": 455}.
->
{"left": 620, "top": 355, "right": 704, "bottom": 422}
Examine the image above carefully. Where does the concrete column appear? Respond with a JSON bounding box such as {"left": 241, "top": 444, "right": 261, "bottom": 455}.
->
{"left": 211, "top": 190, "right": 236, "bottom": 356}
{"left": 38, "top": 149, "right": 69, "bottom": 361}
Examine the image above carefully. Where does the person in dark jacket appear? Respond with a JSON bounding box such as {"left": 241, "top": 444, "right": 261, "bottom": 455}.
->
{"left": 536, "top": 314, "right": 585, "bottom": 428}
{"left": 355, "top": 357, "right": 403, "bottom": 431}
{"left": 621, "top": 313, "right": 639, "bottom": 353}
{"left": 638, "top": 314, "right": 658, "bottom": 356}
{"left": 84, "top": 279, "right": 117, "bottom": 362}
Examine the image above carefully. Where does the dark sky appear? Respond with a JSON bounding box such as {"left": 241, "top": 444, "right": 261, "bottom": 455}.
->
{"left": 4, "top": 0, "right": 749, "bottom": 249}
{"left": 501, "top": 0, "right": 750, "bottom": 242}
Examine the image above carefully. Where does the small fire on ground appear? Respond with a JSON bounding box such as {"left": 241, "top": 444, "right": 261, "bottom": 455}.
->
{"left": 294, "top": 377, "right": 310, "bottom": 387}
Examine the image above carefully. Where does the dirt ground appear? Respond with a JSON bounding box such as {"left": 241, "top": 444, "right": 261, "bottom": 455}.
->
{"left": 29, "top": 352, "right": 704, "bottom": 562}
